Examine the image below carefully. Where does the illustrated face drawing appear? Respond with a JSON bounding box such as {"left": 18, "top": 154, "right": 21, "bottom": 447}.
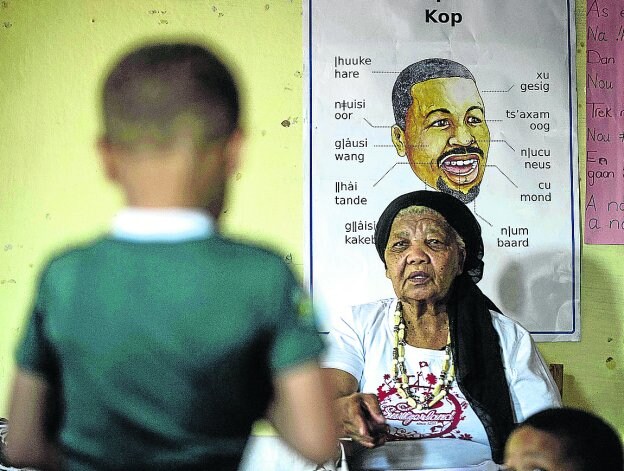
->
{"left": 391, "top": 61, "right": 490, "bottom": 203}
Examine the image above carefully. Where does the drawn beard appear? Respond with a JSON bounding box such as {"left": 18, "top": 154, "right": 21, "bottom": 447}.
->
{"left": 436, "top": 178, "right": 480, "bottom": 204}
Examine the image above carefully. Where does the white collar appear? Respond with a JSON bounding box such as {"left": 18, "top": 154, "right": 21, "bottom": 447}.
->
{"left": 111, "top": 207, "right": 215, "bottom": 242}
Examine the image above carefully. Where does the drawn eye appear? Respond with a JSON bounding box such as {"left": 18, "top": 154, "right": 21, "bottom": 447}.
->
{"left": 430, "top": 118, "right": 450, "bottom": 128}
{"left": 467, "top": 115, "right": 483, "bottom": 125}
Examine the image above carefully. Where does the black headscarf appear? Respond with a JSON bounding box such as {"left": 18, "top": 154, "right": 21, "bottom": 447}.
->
{"left": 374, "top": 190, "right": 515, "bottom": 463}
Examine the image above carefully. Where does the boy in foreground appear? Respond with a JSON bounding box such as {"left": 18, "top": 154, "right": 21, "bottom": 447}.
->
{"left": 7, "top": 41, "right": 337, "bottom": 470}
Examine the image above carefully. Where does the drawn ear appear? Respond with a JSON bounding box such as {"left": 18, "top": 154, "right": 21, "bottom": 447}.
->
{"left": 391, "top": 125, "right": 407, "bottom": 157}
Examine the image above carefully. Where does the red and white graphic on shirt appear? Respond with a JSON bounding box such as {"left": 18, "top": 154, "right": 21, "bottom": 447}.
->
{"left": 376, "top": 362, "right": 473, "bottom": 441}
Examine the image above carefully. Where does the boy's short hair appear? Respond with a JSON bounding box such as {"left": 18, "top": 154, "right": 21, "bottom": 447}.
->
{"left": 521, "top": 407, "right": 623, "bottom": 471}
{"left": 102, "top": 42, "right": 239, "bottom": 150}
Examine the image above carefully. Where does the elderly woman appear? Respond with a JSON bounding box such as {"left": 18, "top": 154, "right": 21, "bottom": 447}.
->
{"left": 323, "top": 191, "right": 561, "bottom": 471}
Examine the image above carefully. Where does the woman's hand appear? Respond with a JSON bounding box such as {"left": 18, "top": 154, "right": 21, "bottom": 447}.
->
{"left": 335, "top": 392, "right": 389, "bottom": 448}
{"left": 323, "top": 368, "right": 389, "bottom": 448}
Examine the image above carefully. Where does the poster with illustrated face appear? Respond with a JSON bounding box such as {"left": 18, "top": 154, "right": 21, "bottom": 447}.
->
{"left": 303, "top": 0, "right": 580, "bottom": 341}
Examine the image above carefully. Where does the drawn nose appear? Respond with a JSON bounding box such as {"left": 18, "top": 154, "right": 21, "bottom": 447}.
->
{"left": 449, "top": 124, "right": 475, "bottom": 147}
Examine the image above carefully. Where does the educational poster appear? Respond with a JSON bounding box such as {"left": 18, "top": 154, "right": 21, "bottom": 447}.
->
{"left": 304, "top": 0, "right": 580, "bottom": 341}
{"left": 584, "top": 0, "right": 624, "bottom": 244}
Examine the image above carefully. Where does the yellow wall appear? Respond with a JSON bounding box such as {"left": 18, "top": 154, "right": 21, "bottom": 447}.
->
{"left": 539, "top": 0, "right": 624, "bottom": 432}
{"left": 0, "top": 0, "right": 622, "bottom": 436}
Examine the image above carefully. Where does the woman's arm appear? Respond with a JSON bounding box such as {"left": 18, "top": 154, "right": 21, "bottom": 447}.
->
{"left": 6, "top": 369, "right": 61, "bottom": 471}
{"left": 323, "top": 368, "right": 388, "bottom": 448}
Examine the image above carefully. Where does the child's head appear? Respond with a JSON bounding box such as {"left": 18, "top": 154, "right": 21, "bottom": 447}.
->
{"left": 98, "top": 41, "right": 242, "bottom": 213}
{"left": 504, "top": 407, "right": 623, "bottom": 471}
{"left": 102, "top": 41, "right": 239, "bottom": 151}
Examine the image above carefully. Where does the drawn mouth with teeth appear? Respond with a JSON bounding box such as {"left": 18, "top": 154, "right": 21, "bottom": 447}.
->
{"left": 439, "top": 153, "right": 480, "bottom": 185}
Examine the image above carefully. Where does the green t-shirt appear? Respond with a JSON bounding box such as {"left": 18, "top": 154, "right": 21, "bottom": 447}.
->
{"left": 16, "top": 235, "right": 323, "bottom": 470}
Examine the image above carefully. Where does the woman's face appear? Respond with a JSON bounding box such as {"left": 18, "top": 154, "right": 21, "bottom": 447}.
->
{"left": 384, "top": 211, "right": 464, "bottom": 305}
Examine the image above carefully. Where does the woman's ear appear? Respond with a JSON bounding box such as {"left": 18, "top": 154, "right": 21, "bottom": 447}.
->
{"left": 457, "top": 249, "right": 466, "bottom": 274}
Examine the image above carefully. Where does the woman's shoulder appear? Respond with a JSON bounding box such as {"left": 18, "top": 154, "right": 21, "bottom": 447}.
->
{"left": 353, "top": 297, "right": 394, "bottom": 318}
{"left": 488, "top": 310, "right": 532, "bottom": 344}
{"left": 352, "top": 298, "right": 394, "bottom": 315}
{"left": 339, "top": 298, "right": 395, "bottom": 330}
{"left": 488, "top": 311, "right": 548, "bottom": 367}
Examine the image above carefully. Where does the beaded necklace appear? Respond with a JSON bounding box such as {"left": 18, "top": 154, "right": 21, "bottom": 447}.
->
{"left": 391, "top": 301, "right": 455, "bottom": 410}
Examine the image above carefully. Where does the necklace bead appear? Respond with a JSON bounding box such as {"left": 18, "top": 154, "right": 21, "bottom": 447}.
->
{"left": 390, "top": 301, "right": 455, "bottom": 410}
